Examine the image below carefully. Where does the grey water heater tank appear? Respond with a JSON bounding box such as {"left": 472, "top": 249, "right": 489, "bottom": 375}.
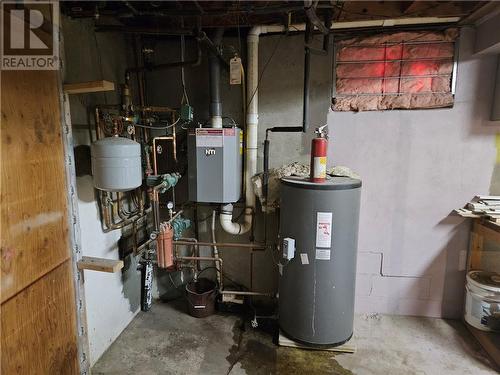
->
{"left": 91, "top": 136, "right": 142, "bottom": 192}
{"left": 279, "top": 176, "right": 361, "bottom": 346}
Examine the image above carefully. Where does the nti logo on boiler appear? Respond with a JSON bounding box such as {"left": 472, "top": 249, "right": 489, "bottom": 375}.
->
{"left": 1, "top": 1, "right": 59, "bottom": 70}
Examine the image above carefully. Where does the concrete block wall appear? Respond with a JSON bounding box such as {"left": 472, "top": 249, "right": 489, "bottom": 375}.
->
{"left": 331, "top": 27, "right": 499, "bottom": 317}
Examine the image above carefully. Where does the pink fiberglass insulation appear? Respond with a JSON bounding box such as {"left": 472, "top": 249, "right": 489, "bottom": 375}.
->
{"left": 333, "top": 28, "right": 457, "bottom": 111}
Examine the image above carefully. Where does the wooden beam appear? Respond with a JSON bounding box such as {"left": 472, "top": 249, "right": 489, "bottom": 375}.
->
{"left": 63, "top": 80, "right": 115, "bottom": 94}
{"left": 473, "top": 220, "right": 500, "bottom": 243}
{"left": 77, "top": 256, "right": 123, "bottom": 273}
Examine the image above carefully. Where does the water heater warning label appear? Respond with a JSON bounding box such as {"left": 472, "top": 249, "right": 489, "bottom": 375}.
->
{"left": 316, "top": 212, "right": 332, "bottom": 248}
{"left": 315, "top": 249, "right": 331, "bottom": 260}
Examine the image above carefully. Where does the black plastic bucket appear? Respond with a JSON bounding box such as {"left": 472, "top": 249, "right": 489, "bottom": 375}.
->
{"left": 186, "top": 278, "right": 217, "bottom": 318}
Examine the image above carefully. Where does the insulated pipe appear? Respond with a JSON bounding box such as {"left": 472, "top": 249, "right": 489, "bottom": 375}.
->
{"left": 209, "top": 28, "right": 225, "bottom": 128}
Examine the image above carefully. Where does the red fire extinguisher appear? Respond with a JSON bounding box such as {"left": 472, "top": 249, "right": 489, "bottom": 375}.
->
{"left": 310, "top": 125, "right": 328, "bottom": 183}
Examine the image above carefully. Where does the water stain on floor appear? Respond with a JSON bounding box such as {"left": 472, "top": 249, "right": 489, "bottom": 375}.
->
{"left": 226, "top": 319, "right": 354, "bottom": 375}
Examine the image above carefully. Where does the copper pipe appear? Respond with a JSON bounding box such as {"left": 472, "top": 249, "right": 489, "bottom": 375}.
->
{"left": 176, "top": 256, "right": 224, "bottom": 289}
{"left": 137, "top": 188, "right": 145, "bottom": 215}
{"left": 173, "top": 241, "right": 265, "bottom": 250}
{"left": 116, "top": 192, "right": 127, "bottom": 221}
{"left": 100, "top": 192, "right": 151, "bottom": 232}
{"left": 220, "top": 290, "right": 273, "bottom": 297}
{"left": 177, "top": 256, "right": 223, "bottom": 262}
{"left": 172, "top": 118, "right": 177, "bottom": 162}
{"left": 157, "top": 231, "right": 164, "bottom": 268}
{"left": 137, "top": 106, "right": 176, "bottom": 113}
{"left": 136, "top": 238, "right": 154, "bottom": 255}
{"left": 164, "top": 226, "right": 174, "bottom": 268}
{"left": 94, "top": 106, "right": 103, "bottom": 140}
{"left": 177, "top": 238, "right": 199, "bottom": 269}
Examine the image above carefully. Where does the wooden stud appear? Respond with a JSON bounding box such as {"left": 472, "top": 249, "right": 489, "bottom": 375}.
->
{"left": 473, "top": 221, "right": 500, "bottom": 243}
{"left": 64, "top": 80, "right": 115, "bottom": 94}
{"left": 469, "top": 231, "right": 484, "bottom": 270}
{"left": 77, "top": 256, "right": 124, "bottom": 273}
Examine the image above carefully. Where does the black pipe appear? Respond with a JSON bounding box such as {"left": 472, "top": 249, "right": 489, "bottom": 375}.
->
{"left": 95, "top": 25, "right": 195, "bottom": 35}
{"left": 126, "top": 39, "right": 201, "bottom": 74}
{"left": 209, "top": 28, "right": 225, "bottom": 120}
{"left": 263, "top": 139, "right": 270, "bottom": 201}
{"left": 197, "top": 30, "right": 229, "bottom": 71}
{"left": 302, "top": 20, "right": 313, "bottom": 133}
{"left": 302, "top": 10, "right": 332, "bottom": 133}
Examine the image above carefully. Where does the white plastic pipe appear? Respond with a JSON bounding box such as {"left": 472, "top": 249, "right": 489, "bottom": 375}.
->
{"left": 219, "top": 26, "right": 289, "bottom": 235}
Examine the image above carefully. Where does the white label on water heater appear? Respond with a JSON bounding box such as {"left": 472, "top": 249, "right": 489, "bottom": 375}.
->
{"left": 300, "top": 253, "right": 309, "bottom": 265}
{"left": 313, "top": 157, "right": 327, "bottom": 179}
{"left": 316, "top": 212, "right": 332, "bottom": 248}
{"left": 315, "top": 249, "right": 331, "bottom": 260}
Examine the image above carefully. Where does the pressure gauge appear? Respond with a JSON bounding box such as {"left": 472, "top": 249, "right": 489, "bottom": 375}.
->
{"left": 166, "top": 201, "right": 174, "bottom": 210}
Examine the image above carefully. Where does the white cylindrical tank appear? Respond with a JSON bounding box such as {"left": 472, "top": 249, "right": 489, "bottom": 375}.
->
{"left": 91, "top": 137, "right": 142, "bottom": 192}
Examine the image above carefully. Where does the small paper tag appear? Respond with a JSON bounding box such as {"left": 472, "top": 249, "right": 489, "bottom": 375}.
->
{"left": 315, "top": 249, "right": 331, "bottom": 260}
{"left": 300, "top": 253, "right": 309, "bottom": 265}
{"left": 230, "top": 57, "right": 242, "bottom": 85}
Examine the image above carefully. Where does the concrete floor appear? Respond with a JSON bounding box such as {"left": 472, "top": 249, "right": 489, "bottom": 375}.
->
{"left": 92, "top": 300, "right": 497, "bottom": 375}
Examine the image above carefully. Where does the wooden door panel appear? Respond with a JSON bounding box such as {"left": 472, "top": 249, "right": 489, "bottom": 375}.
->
{"left": 1, "top": 69, "right": 79, "bottom": 373}
{"left": 1, "top": 261, "right": 79, "bottom": 374}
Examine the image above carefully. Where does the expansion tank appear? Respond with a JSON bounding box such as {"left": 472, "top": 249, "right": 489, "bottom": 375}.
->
{"left": 279, "top": 176, "right": 361, "bottom": 346}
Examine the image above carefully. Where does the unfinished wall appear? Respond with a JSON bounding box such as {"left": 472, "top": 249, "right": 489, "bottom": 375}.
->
{"left": 148, "top": 26, "right": 499, "bottom": 318}
{"left": 262, "top": 26, "right": 499, "bottom": 317}
{"left": 62, "top": 17, "right": 140, "bottom": 365}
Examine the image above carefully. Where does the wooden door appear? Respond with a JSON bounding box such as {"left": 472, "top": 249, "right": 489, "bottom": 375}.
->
{"left": 1, "top": 70, "right": 79, "bottom": 374}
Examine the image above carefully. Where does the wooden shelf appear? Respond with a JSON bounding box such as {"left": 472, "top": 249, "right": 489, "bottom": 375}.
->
{"left": 77, "top": 256, "right": 123, "bottom": 273}
{"left": 465, "top": 322, "right": 500, "bottom": 370}
{"left": 63, "top": 80, "right": 115, "bottom": 94}
{"left": 465, "top": 219, "right": 500, "bottom": 370}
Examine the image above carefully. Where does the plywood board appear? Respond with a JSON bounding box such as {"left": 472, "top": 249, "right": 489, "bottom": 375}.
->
{"left": 1, "top": 70, "right": 70, "bottom": 302}
{"left": 278, "top": 331, "right": 356, "bottom": 353}
{"left": 1, "top": 69, "right": 79, "bottom": 373}
{"left": 1, "top": 261, "right": 79, "bottom": 374}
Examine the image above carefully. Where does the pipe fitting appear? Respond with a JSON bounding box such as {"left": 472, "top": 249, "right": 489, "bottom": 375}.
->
{"left": 219, "top": 204, "right": 252, "bottom": 235}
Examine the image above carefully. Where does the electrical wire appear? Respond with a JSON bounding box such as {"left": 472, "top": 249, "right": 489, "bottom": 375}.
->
{"left": 180, "top": 20, "right": 190, "bottom": 106}
{"left": 246, "top": 33, "right": 285, "bottom": 113}
{"left": 133, "top": 117, "right": 181, "bottom": 129}
{"left": 196, "top": 267, "right": 248, "bottom": 291}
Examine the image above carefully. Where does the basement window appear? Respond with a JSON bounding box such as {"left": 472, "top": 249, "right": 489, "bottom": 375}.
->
{"left": 332, "top": 29, "right": 458, "bottom": 112}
